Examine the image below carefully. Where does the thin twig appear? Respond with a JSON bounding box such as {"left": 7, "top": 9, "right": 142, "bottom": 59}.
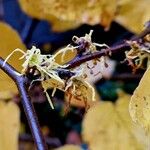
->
{"left": 0, "top": 57, "right": 48, "bottom": 150}
{"left": 67, "top": 25, "right": 150, "bottom": 69}
{"left": 19, "top": 133, "right": 61, "bottom": 148}
{"left": 108, "top": 73, "right": 142, "bottom": 81}
{"left": 0, "top": 24, "right": 149, "bottom": 150}
{"left": 0, "top": 0, "right": 4, "bottom": 20}
{"left": 67, "top": 43, "right": 129, "bottom": 68}
{"left": 0, "top": 57, "right": 20, "bottom": 80}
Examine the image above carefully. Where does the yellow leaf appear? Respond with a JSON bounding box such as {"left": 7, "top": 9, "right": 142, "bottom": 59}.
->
{"left": 82, "top": 92, "right": 145, "bottom": 150}
{"left": 115, "top": 0, "right": 150, "bottom": 33}
{"left": 18, "top": 0, "right": 80, "bottom": 32}
{"left": 0, "top": 22, "right": 26, "bottom": 99}
{"left": 129, "top": 66, "right": 150, "bottom": 133}
{"left": 19, "top": 0, "right": 150, "bottom": 33}
{"left": 48, "top": 16, "right": 80, "bottom": 32}
{"left": 116, "top": 91, "right": 134, "bottom": 126}
{"left": 19, "top": 0, "right": 117, "bottom": 31}
{"left": 82, "top": 102, "right": 117, "bottom": 143}
{"left": 0, "top": 101, "right": 20, "bottom": 150}
{"left": 54, "top": 144, "right": 81, "bottom": 150}
{"left": 116, "top": 92, "right": 147, "bottom": 148}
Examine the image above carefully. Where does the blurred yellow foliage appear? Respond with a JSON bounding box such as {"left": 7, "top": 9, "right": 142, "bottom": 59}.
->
{"left": 129, "top": 66, "right": 150, "bottom": 134}
{"left": 116, "top": 0, "right": 150, "bottom": 33}
{"left": 82, "top": 91, "right": 146, "bottom": 150}
{"left": 19, "top": 0, "right": 117, "bottom": 31}
{"left": 0, "top": 22, "right": 26, "bottom": 99}
{"left": 19, "top": 0, "right": 150, "bottom": 33}
{"left": 54, "top": 144, "right": 81, "bottom": 150}
{"left": 0, "top": 101, "right": 20, "bottom": 150}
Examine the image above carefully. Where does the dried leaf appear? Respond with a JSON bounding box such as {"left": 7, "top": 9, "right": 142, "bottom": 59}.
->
{"left": 0, "top": 101, "right": 20, "bottom": 150}
{"left": 65, "top": 82, "right": 96, "bottom": 108}
{"left": 65, "top": 69, "right": 96, "bottom": 108}
{"left": 82, "top": 92, "right": 145, "bottom": 150}
{"left": 0, "top": 22, "right": 26, "bottom": 99}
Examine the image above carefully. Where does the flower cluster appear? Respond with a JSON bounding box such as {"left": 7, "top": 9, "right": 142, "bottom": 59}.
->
{"left": 125, "top": 34, "right": 150, "bottom": 73}
{"left": 3, "top": 46, "right": 96, "bottom": 109}
{"left": 3, "top": 31, "right": 110, "bottom": 109}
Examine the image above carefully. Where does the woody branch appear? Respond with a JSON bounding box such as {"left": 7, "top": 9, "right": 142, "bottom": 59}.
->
{"left": 0, "top": 23, "right": 149, "bottom": 150}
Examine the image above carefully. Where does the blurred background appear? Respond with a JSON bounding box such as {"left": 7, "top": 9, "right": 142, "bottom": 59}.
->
{"left": 0, "top": 0, "right": 149, "bottom": 150}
